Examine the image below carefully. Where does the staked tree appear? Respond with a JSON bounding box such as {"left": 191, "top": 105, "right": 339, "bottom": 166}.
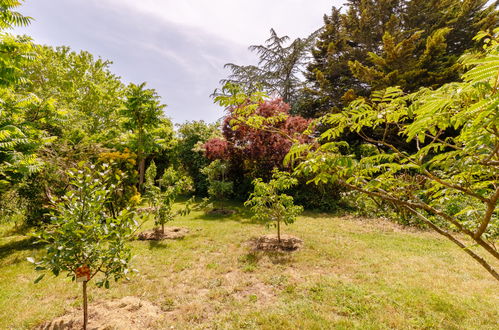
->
{"left": 144, "top": 161, "right": 193, "bottom": 234}
{"left": 201, "top": 159, "right": 233, "bottom": 210}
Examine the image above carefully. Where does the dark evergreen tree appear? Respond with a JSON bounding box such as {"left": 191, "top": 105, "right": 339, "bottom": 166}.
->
{"left": 216, "top": 28, "right": 319, "bottom": 110}
{"left": 299, "top": 0, "right": 499, "bottom": 118}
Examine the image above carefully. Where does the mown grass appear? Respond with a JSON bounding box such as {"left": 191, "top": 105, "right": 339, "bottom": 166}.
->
{"left": 0, "top": 201, "right": 498, "bottom": 329}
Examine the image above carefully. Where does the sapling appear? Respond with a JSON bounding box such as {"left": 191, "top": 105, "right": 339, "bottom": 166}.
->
{"left": 201, "top": 159, "right": 233, "bottom": 211}
{"left": 245, "top": 169, "right": 303, "bottom": 243}
{"left": 29, "top": 163, "right": 138, "bottom": 330}
{"left": 145, "top": 162, "right": 193, "bottom": 234}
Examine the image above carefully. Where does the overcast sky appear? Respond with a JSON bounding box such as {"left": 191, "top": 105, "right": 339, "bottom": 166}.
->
{"left": 15, "top": 0, "right": 343, "bottom": 124}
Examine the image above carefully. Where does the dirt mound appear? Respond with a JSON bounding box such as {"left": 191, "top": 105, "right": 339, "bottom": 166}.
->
{"left": 37, "top": 296, "right": 162, "bottom": 330}
{"left": 206, "top": 208, "right": 236, "bottom": 216}
{"left": 250, "top": 234, "right": 303, "bottom": 251}
{"left": 137, "top": 227, "right": 189, "bottom": 240}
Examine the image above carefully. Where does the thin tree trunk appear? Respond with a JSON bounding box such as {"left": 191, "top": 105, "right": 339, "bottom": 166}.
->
{"left": 138, "top": 156, "right": 145, "bottom": 193}
{"left": 277, "top": 219, "right": 281, "bottom": 244}
{"left": 161, "top": 223, "right": 165, "bottom": 235}
{"left": 83, "top": 281, "right": 88, "bottom": 330}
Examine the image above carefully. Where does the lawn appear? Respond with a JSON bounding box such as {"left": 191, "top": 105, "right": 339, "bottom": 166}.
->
{"left": 0, "top": 202, "right": 498, "bottom": 329}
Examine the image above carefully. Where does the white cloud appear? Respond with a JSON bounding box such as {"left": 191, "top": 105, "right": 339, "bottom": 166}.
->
{"left": 101, "top": 0, "right": 341, "bottom": 45}
{"left": 14, "top": 0, "right": 344, "bottom": 123}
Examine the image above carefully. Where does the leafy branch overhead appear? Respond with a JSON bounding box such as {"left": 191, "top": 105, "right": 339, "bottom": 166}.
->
{"left": 286, "top": 28, "right": 499, "bottom": 280}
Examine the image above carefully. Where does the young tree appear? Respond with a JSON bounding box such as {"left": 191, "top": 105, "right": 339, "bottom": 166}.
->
{"left": 245, "top": 170, "right": 303, "bottom": 243}
{"left": 145, "top": 161, "right": 192, "bottom": 235}
{"left": 286, "top": 28, "right": 499, "bottom": 280}
{"left": 121, "top": 82, "right": 166, "bottom": 191}
{"left": 29, "top": 164, "right": 138, "bottom": 329}
{"left": 201, "top": 159, "right": 233, "bottom": 210}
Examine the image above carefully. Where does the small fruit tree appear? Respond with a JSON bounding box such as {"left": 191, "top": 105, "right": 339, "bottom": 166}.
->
{"left": 145, "top": 161, "right": 193, "bottom": 234}
{"left": 29, "top": 163, "right": 138, "bottom": 330}
{"left": 201, "top": 159, "right": 233, "bottom": 210}
{"left": 245, "top": 170, "right": 303, "bottom": 243}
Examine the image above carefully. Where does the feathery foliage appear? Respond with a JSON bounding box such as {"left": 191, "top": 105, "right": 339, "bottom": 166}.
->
{"left": 286, "top": 28, "right": 499, "bottom": 280}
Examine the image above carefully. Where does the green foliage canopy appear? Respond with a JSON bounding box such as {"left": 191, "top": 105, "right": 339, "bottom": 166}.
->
{"left": 300, "top": 0, "right": 498, "bottom": 117}
{"left": 286, "top": 28, "right": 499, "bottom": 280}
{"left": 245, "top": 170, "right": 303, "bottom": 242}
{"left": 30, "top": 163, "right": 138, "bottom": 287}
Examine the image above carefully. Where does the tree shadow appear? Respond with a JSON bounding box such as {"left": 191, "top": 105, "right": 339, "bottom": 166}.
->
{"left": 147, "top": 240, "right": 169, "bottom": 249}
{"left": 0, "top": 223, "right": 31, "bottom": 237}
{"left": 239, "top": 249, "right": 295, "bottom": 268}
{"left": 196, "top": 203, "right": 266, "bottom": 225}
{"left": 0, "top": 236, "right": 41, "bottom": 265}
{"left": 259, "top": 250, "right": 295, "bottom": 264}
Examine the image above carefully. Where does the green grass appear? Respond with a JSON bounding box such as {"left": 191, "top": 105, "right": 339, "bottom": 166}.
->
{"left": 0, "top": 202, "right": 498, "bottom": 329}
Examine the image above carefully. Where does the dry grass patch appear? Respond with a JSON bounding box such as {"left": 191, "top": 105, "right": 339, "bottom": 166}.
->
{"left": 0, "top": 202, "right": 498, "bottom": 329}
{"left": 36, "top": 296, "right": 162, "bottom": 330}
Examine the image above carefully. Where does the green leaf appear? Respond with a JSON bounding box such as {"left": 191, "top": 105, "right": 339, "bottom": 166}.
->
{"left": 34, "top": 274, "right": 45, "bottom": 284}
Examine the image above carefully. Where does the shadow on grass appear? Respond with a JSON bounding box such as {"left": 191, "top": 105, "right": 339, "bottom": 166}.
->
{"left": 148, "top": 240, "right": 169, "bottom": 250}
{"left": 187, "top": 197, "right": 345, "bottom": 223}
{"left": 196, "top": 202, "right": 265, "bottom": 225}
{"left": 0, "top": 221, "right": 33, "bottom": 237}
{"left": 239, "top": 250, "right": 295, "bottom": 268}
{"left": 0, "top": 236, "right": 40, "bottom": 265}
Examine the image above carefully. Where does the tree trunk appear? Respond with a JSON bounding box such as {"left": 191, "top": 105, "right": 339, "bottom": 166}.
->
{"left": 138, "top": 156, "right": 145, "bottom": 193}
{"left": 161, "top": 223, "right": 165, "bottom": 235}
{"left": 83, "top": 281, "right": 88, "bottom": 330}
{"left": 277, "top": 220, "right": 281, "bottom": 244}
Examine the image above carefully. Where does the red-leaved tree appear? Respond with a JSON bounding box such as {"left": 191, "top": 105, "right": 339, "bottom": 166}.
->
{"left": 204, "top": 98, "right": 311, "bottom": 197}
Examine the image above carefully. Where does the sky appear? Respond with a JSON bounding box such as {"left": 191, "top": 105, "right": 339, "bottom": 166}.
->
{"left": 14, "top": 0, "right": 343, "bottom": 124}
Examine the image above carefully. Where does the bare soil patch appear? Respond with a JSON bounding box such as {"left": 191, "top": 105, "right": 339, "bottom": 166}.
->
{"left": 250, "top": 234, "right": 303, "bottom": 251}
{"left": 206, "top": 208, "right": 236, "bottom": 216}
{"left": 137, "top": 227, "right": 189, "bottom": 240}
{"left": 36, "top": 296, "right": 162, "bottom": 330}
